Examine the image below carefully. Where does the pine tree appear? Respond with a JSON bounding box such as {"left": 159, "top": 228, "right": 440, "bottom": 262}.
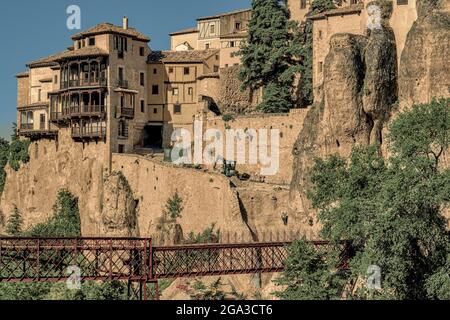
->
{"left": 6, "top": 206, "right": 23, "bottom": 236}
{"left": 239, "top": 0, "right": 300, "bottom": 113}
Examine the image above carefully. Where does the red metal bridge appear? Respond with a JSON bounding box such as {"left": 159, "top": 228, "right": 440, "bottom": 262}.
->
{"left": 0, "top": 237, "right": 349, "bottom": 300}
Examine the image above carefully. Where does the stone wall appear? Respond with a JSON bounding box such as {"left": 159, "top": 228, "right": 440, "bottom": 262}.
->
{"left": 111, "top": 154, "right": 250, "bottom": 238}
{"left": 202, "top": 109, "right": 308, "bottom": 185}
{"left": 217, "top": 65, "right": 260, "bottom": 114}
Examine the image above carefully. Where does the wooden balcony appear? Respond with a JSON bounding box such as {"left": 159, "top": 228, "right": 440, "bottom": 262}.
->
{"left": 71, "top": 126, "right": 106, "bottom": 140}
{"left": 61, "top": 77, "right": 107, "bottom": 89}
{"left": 19, "top": 123, "right": 57, "bottom": 139}
{"left": 59, "top": 105, "right": 106, "bottom": 119}
{"left": 116, "top": 106, "right": 134, "bottom": 119}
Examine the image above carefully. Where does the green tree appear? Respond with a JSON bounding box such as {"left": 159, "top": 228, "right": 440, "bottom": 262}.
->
{"left": 6, "top": 206, "right": 23, "bottom": 236}
{"left": 239, "top": 0, "right": 301, "bottom": 113}
{"left": 296, "top": 0, "right": 335, "bottom": 106}
{"left": 27, "top": 189, "right": 81, "bottom": 237}
{"left": 0, "top": 137, "right": 9, "bottom": 194}
{"left": 278, "top": 98, "right": 450, "bottom": 300}
{"left": 8, "top": 123, "right": 30, "bottom": 171}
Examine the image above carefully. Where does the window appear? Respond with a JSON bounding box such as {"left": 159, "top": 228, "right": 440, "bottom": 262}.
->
{"left": 118, "top": 67, "right": 124, "bottom": 81}
{"left": 215, "top": 55, "right": 219, "bottom": 60}
{"left": 141, "top": 100, "right": 145, "bottom": 113}
{"left": 38, "top": 89, "right": 42, "bottom": 101}
{"left": 140, "top": 72, "right": 145, "bottom": 86}
{"left": 235, "top": 22, "right": 241, "bottom": 30}
{"left": 300, "top": 0, "right": 307, "bottom": 9}
{"left": 139, "top": 47, "right": 145, "bottom": 56}
{"left": 397, "top": 0, "right": 408, "bottom": 4}
{"left": 214, "top": 66, "right": 219, "bottom": 72}
{"left": 118, "top": 120, "right": 128, "bottom": 138}
{"left": 319, "top": 62, "right": 323, "bottom": 73}
{"left": 184, "top": 67, "right": 190, "bottom": 75}
{"left": 318, "top": 30, "right": 322, "bottom": 40}
{"left": 153, "top": 68, "right": 157, "bottom": 74}
{"left": 152, "top": 85, "right": 159, "bottom": 95}
{"left": 173, "top": 88, "right": 179, "bottom": 96}
{"left": 169, "top": 67, "right": 174, "bottom": 74}
{"left": 188, "top": 87, "right": 193, "bottom": 95}
{"left": 230, "top": 41, "right": 235, "bottom": 48}
{"left": 118, "top": 144, "right": 125, "bottom": 153}
{"left": 54, "top": 75, "right": 58, "bottom": 84}
{"left": 174, "top": 104, "right": 181, "bottom": 114}
{"left": 210, "top": 24, "right": 215, "bottom": 35}
{"left": 89, "top": 37, "right": 95, "bottom": 46}
{"left": 153, "top": 108, "right": 158, "bottom": 114}
{"left": 205, "top": 43, "right": 210, "bottom": 49}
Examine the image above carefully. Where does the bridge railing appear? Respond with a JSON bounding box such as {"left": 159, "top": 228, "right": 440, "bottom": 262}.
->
{"left": 0, "top": 237, "right": 151, "bottom": 283}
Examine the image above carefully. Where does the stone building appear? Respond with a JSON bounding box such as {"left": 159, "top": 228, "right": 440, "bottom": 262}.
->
{"left": 147, "top": 49, "right": 221, "bottom": 146}
{"left": 169, "top": 9, "right": 252, "bottom": 68}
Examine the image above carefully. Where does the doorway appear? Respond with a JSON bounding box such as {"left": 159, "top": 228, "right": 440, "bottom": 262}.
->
{"left": 143, "top": 125, "right": 163, "bottom": 150}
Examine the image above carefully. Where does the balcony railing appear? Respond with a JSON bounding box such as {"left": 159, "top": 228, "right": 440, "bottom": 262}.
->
{"left": 117, "top": 106, "right": 134, "bottom": 118}
{"left": 60, "top": 105, "right": 106, "bottom": 118}
{"left": 20, "top": 123, "right": 34, "bottom": 130}
{"left": 71, "top": 126, "right": 106, "bottom": 139}
{"left": 61, "top": 77, "right": 107, "bottom": 89}
{"left": 116, "top": 80, "right": 129, "bottom": 89}
{"left": 18, "top": 123, "right": 57, "bottom": 138}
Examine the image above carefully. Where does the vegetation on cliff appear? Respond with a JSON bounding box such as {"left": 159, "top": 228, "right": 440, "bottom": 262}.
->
{"left": 27, "top": 189, "right": 81, "bottom": 237}
{"left": 0, "top": 138, "right": 8, "bottom": 194}
{"left": 278, "top": 99, "right": 450, "bottom": 300}
{"left": 297, "top": 0, "right": 335, "bottom": 106}
{"left": 8, "top": 123, "right": 30, "bottom": 171}
{"left": 0, "top": 189, "right": 129, "bottom": 300}
{"left": 5, "top": 206, "right": 23, "bottom": 236}
{"left": 239, "top": 0, "right": 301, "bottom": 113}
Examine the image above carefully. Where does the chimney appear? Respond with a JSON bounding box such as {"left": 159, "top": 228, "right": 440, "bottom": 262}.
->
{"left": 123, "top": 16, "right": 129, "bottom": 30}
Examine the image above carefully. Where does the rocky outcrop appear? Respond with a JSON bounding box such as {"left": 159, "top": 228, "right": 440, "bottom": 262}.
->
{"left": 399, "top": 0, "right": 450, "bottom": 109}
{"left": 0, "top": 129, "right": 107, "bottom": 235}
{"left": 100, "top": 171, "right": 138, "bottom": 237}
{"left": 363, "top": 1, "right": 398, "bottom": 144}
{"left": 289, "top": 0, "right": 399, "bottom": 228}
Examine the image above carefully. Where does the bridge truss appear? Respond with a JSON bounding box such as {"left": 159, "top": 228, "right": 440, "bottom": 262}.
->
{"left": 0, "top": 237, "right": 350, "bottom": 300}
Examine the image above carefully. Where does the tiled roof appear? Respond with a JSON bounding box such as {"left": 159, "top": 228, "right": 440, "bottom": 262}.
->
{"left": 148, "top": 49, "right": 220, "bottom": 64}
{"left": 16, "top": 71, "right": 30, "bottom": 78}
{"left": 309, "top": 4, "right": 364, "bottom": 20}
{"left": 170, "top": 27, "right": 198, "bottom": 36}
{"left": 71, "top": 22, "right": 150, "bottom": 42}
{"left": 197, "top": 8, "right": 251, "bottom": 21}
{"left": 27, "top": 47, "right": 109, "bottom": 67}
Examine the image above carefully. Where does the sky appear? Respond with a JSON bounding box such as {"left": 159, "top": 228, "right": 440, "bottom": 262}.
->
{"left": 0, "top": 0, "right": 251, "bottom": 140}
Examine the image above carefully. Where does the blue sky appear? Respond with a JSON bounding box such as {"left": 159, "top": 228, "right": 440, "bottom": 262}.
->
{"left": 0, "top": 0, "right": 250, "bottom": 140}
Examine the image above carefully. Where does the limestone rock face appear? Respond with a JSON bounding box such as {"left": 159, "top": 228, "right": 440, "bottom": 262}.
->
{"left": 363, "top": 2, "right": 398, "bottom": 144}
{"left": 0, "top": 129, "right": 106, "bottom": 235}
{"left": 289, "top": 1, "right": 399, "bottom": 229}
{"left": 399, "top": 1, "right": 450, "bottom": 109}
{"left": 100, "top": 172, "right": 138, "bottom": 237}
{"left": 324, "top": 33, "right": 369, "bottom": 146}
